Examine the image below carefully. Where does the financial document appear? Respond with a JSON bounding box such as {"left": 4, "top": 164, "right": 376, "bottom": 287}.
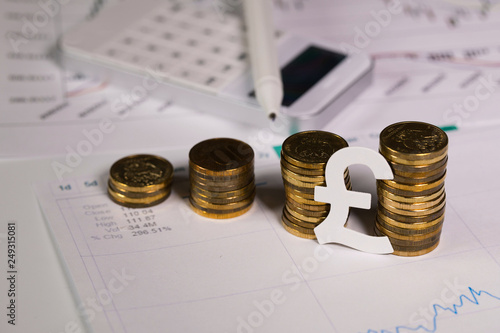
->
{"left": 34, "top": 125, "right": 500, "bottom": 332}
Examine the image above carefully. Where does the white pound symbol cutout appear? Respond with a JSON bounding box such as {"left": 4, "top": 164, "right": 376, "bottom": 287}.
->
{"left": 314, "top": 147, "right": 394, "bottom": 254}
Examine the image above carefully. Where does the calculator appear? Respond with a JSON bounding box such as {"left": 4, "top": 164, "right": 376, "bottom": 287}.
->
{"left": 61, "top": 0, "right": 373, "bottom": 132}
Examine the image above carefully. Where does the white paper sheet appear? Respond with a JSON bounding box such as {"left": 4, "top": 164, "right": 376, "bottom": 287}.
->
{"left": 4, "top": 1, "right": 500, "bottom": 332}
{"left": 33, "top": 125, "right": 500, "bottom": 333}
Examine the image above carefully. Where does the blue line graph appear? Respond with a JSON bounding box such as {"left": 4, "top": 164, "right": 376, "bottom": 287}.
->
{"left": 366, "top": 287, "right": 500, "bottom": 333}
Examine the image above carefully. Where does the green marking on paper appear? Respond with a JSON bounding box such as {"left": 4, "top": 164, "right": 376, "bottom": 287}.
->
{"left": 273, "top": 145, "right": 282, "bottom": 157}
{"left": 440, "top": 125, "right": 458, "bottom": 132}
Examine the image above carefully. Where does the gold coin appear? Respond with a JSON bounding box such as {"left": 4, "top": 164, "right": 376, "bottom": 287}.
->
{"left": 381, "top": 150, "right": 447, "bottom": 166}
{"left": 189, "top": 164, "right": 254, "bottom": 182}
{"left": 109, "top": 176, "right": 171, "bottom": 195}
{"left": 281, "top": 131, "right": 348, "bottom": 169}
{"left": 378, "top": 190, "right": 445, "bottom": 210}
{"left": 110, "top": 154, "right": 173, "bottom": 192}
{"left": 190, "top": 190, "right": 255, "bottom": 210}
{"left": 381, "top": 171, "right": 446, "bottom": 192}
{"left": 375, "top": 226, "right": 441, "bottom": 257}
{"left": 378, "top": 204, "right": 445, "bottom": 224}
{"left": 283, "top": 207, "right": 321, "bottom": 229}
{"left": 377, "top": 186, "right": 445, "bottom": 204}
{"left": 286, "top": 196, "right": 329, "bottom": 211}
{"left": 285, "top": 191, "right": 329, "bottom": 206}
{"left": 375, "top": 226, "right": 441, "bottom": 250}
{"left": 281, "top": 158, "right": 350, "bottom": 177}
{"left": 108, "top": 186, "right": 169, "bottom": 208}
{"left": 281, "top": 167, "right": 326, "bottom": 183}
{"left": 390, "top": 239, "right": 440, "bottom": 257}
{"left": 345, "top": 178, "right": 353, "bottom": 191}
{"left": 282, "top": 173, "right": 325, "bottom": 188}
{"left": 281, "top": 215, "right": 316, "bottom": 239}
{"left": 379, "top": 229, "right": 441, "bottom": 248}
{"left": 283, "top": 175, "right": 352, "bottom": 191}
{"left": 281, "top": 216, "right": 317, "bottom": 239}
{"left": 390, "top": 158, "right": 447, "bottom": 178}
{"left": 190, "top": 176, "right": 254, "bottom": 192}
{"left": 286, "top": 204, "right": 328, "bottom": 223}
{"left": 375, "top": 220, "right": 442, "bottom": 241}
{"left": 388, "top": 156, "right": 448, "bottom": 175}
{"left": 192, "top": 180, "right": 255, "bottom": 199}
{"left": 282, "top": 179, "right": 316, "bottom": 194}
{"left": 280, "top": 158, "right": 325, "bottom": 176}
{"left": 283, "top": 175, "right": 351, "bottom": 197}
{"left": 189, "top": 197, "right": 252, "bottom": 219}
{"left": 286, "top": 201, "right": 329, "bottom": 217}
{"left": 284, "top": 184, "right": 316, "bottom": 199}
{"left": 191, "top": 185, "right": 255, "bottom": 204}
{"left": 379, "top": 121, "right": 448, "bottom": 162}
{"left": 392, "top": 168, "right": 446, "bottom": 185}
{"left": 189, "top": 138, "right": 254, "bottom": 176}
{"left": 108, "top": 180, "right": 171, "bottom": 199}
{"left": 379, "top": 195, "right": 446, "bottom": 217}
{"left": 190, "top": 171, "right": 253, "bottom": 188}
{"left": 377, "top": 212, "right": 444, "bottom": 231}
{"left": 376, "top": 217, "right": 443, "bottom": 236}
{"left": 377, "top": 179, "right": 444, "bottom": 197}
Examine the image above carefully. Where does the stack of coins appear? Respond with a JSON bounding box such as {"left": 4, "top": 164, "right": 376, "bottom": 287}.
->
{"left": 376, "top": 121, "right": 448, "bottom": 257}
{"left": 280, "top": 131, "right": 352, "bottom": 239}
{"left": 189, "top": 138, "right": 255, "bottom": 219}
{"left": 108, "top": 154, "right": 174, "bottom": 208}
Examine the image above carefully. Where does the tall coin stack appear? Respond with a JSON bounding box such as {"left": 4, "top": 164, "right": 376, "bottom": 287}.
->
{"left": 108, "top": 154, "right": 174, "bottom": 208}
{"left": 280, "top": 131, "right": 352, "bottom": 239}
{"left": 189, "top": 138, "right": 256, "bottom": 219}
{"left": 376, "top": 121, "right": 448, "bottom": 256}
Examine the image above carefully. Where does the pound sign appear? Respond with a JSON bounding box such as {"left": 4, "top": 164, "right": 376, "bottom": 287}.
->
{"left": 314, "top": 147, "right": 394, "bottom": 254}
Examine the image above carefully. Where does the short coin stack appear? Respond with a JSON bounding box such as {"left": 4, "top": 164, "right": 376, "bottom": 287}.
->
{"left": 376, "top": 121, "right": 448, "bottom": 256}
{"left": 280, "top": 131, "right": 351, "bottom": 239}
{"left": 108, "top": 154, "right": 174, "bottom": 208}
{"left": 189, "top": 138, "right": 255, "bottom": 219}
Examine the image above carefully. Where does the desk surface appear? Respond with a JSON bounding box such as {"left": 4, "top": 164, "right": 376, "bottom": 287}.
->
{"left": 2, "top": 1, "right": 500, "bottom": 332}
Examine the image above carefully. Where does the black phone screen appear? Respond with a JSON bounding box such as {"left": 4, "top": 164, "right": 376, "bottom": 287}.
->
{"left": 250, "top": 46, "right": 346, "bottom": 107}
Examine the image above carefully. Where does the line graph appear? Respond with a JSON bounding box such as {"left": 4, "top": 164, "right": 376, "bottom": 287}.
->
{"left": 365, "top": 287, "right": 500, "bottom": 333}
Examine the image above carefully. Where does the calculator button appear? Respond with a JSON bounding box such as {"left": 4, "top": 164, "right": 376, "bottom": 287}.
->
{"left": 161, "top": 31, "right": 176, "bottom": 41}
{"left": 170, "top": 68, "right": 206, "bottom": 85}
{"left": 212, "top": 61, "right": 242, "bottom": 76}
{"left": 95, "top": 43, "right": 127, "bottom": 60}
{"left": 154, "top": 14, "right": 167, "bottom": 23}
{"left": 122, "top": 36, "right": 135, "bottom": 46}
{"left": 149, "top": 61, "right": 174, "bottom": 76}
{"left": 203, "top": 75, "right": 225, "bottom": 90}
{"left": 169, "top": 3, "right": 183, "bottom": 13}
{"left": 166, "top": 49, "right": 184, "bottom": 60}
{"left": 138, "top": 25, "right": 153, "bottom": 34}
{"left": 146, "top": 43, "right": 159, "bottom": 53}
{"left": 236, "top": 52, "right": 248, "bottom": 61}
{"left": 127, "top": 54, "right": 149, "bottom": 66}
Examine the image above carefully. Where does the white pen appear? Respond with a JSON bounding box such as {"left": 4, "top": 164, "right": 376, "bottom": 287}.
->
{"left": 243, "top": 0, "right": 284, "bottom": 121}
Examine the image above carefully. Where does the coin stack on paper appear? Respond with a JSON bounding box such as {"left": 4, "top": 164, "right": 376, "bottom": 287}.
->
{"left": 189, "top": 138, "right": 255, "bottom": 219}
{"left": 280, "top": 131, "right": 351, "bottom": 239}
{"left": 376, "top": 121, "right": 448, "bottom": 256}
{"left": 108, "top": 154, "right": 174, "bottom": 208}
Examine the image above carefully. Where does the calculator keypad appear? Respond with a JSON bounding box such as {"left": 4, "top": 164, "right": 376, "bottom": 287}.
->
{"left": 94, "top": 2, "right": 248, "bottom": 93}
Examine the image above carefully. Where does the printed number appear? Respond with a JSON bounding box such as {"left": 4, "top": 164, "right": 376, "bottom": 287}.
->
{"left": 314, "top": 147, "right": 394, "bottom": 254}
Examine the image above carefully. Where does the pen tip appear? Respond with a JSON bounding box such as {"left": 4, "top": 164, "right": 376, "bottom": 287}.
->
{"left": 269, "top": 113, "right": 276, "bottom": 121}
